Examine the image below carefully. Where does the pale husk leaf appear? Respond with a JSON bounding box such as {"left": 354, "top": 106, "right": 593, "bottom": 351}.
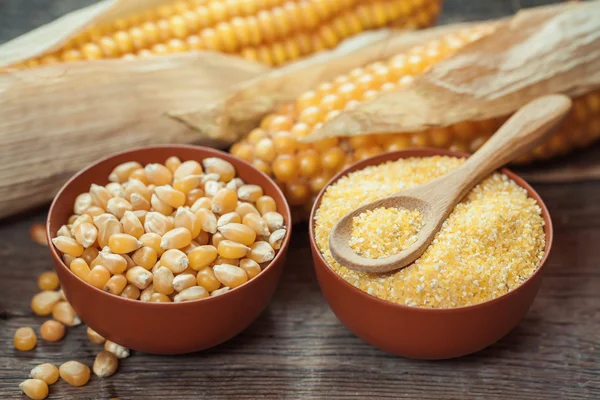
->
{"left": 0, "top": 0, "right": 174, "bottom": 67}
{"left": 304, "top": 1, "right": 600, "bottom": 142}
{"left": 170, "top": 22, "right": 491, "bottom": 143}
{"left": 0, "top": 52, "right": 267, "bottom": 219}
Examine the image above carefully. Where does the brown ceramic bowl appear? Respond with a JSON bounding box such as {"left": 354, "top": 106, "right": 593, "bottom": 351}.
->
{"left": 46, "top": 145, "right": 292, "bottom": 354}
{"left": 309, "top": 148, "right": 553, "bottom": 360}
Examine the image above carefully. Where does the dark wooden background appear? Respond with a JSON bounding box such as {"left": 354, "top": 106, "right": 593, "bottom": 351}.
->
{"left": 1, "top": 1, "right": 599, "bottom": 399}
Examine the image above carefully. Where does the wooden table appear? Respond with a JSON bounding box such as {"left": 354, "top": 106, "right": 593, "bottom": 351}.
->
{"left": 1, "top": 1, "right": 599, "bottom": 399}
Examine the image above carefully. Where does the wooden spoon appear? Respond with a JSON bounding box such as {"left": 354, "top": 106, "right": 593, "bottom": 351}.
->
{"left": 328, "top": 94, "right": 572, "bottom": 273}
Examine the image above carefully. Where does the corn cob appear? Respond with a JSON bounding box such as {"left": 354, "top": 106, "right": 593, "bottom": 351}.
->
{"left": 15, "top": 0, "right": 442, "bottom": 69}
{"left": 231, "top": 25, "right": 600, "bottom": 207}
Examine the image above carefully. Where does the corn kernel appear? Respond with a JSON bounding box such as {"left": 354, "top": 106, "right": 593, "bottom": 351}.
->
{"left": 174, "top": 160, "right": 203, "bottom": 179}
{"left": 131, "top": 246, "right": 158, "bottom": 270}
{"left": 37, "top": 272, "right": 59, "bottom": 291}
{"left": 93, "top": 350, "right": 118, "bottom": 378}
{"left": 90, "top": 184, "right": 113, "bottom": 209}
{"left": 104, "top": 340, "right": 130, "bottom": 359}
{"left": 242, "top": 212, "right": 271, "bottom": 236}
{"left": 165, "top": 156, "right": 182, "bottom": 173}
{"left": 108, "top": 233, "right": 142, "bottom": 254}
{"left": 212, "top": 188, "right": 238, "bottom": 214}
{"left": 140, "top": 283, "right": 155, "bottom": 301}
{"left": 145, "top": 163, "right": 173, "bottom": 186}
{"left": 217, "top": 240, "right": 250, "bottom": 259}
{"left": 144, "top": 212, "right": 173, "bottom": 236}
{"left": 239, "top": 258, "right": 262, "bottom": 279}
{"left": 211, "top": 286, "right": 231, "bottom": 297}
{"left": 87, "top": 327, "right": 106, "bottom": 344}
{"left": 40, "top": 320, "right": 65, "bottom": 342}
{"left": 69, "top": 258, "right": 91, "bottom": 281}
{"left": 14, "top": 327, "right": 37, "bottom": 351}
{"left": 52, "top": 301, "right": 81, "bottom": 326}
{"left": 160, "top": 249, "right": 189, "bottom": 274}
{"left": 150, "top": 293, "right": 172, "bottom": 302}
{"left": 109, "top": 161, "right": 142, "bottom": 182}
{"left": 255, "top": 195, "right": 277, "bottom": 215}
{"left": 202, "top": 157, "right": 235, "bottom": 182}
{"left": 195, "top": 208, "right": 218, "bottom": 234}
{"left": 174, "top": 285, "right": 209, "bottom": 302}
{"left": 120, "top": 284, "right": 141, "bottom": 299}
{"left": 218, "top": 223, "right": 257, "bottom": 245}
{"left": 188, "top": 245, "right": 218, "bottom": 270}
{"left": 235, "top": 202, "right": 260, "bottom": 219}
{"left": 161, "top": 227, "right": 193, "bottom": 250}
{"left": 31, "top": 291, "right": 62, "bottom": 316}
{"left": 81, "top": 247, "right": 99, "bottom": 265}
{"left": 268, "top": 228, "right": 286, "bottom": 250}
{"left": 74, "top": 193, "right": 93, "bottom": 215}
{"left": 213, "top": 264, "right": 248, "bottom": 288}
{"left": 120, "top": 210, "right": 145, "bottom": 238}
{"left": 262, "top": 211, "right": 285, "bottom": 232}
{"left": 125, "top": 179, "right": 151, "bottom": 201}
{"left": 126, "top": 266, "right": 153, "bottom": 289}
{"left": 98, "top": 248, "right": 128, "bottom": 274}
{"left": 59, "top": 361, "right": 91, "bottom": 387}
{"left": 196, "top": 267, "right": 221, "bottom": 292}
{"left": 173, "top": 273, "right": 197, "bottom": 292}
{"left": 191, "top": 197, "right": 213, "bottom": 212}
{"left": 247, "top": 241, "right": 275, "bottom": 263}
{"left": 30, "top": 363, "right": 59, "bottom": 385}
{"left": 52, "top": 236, "right": 84, "bottom": 257}
{"left": 103, "top": 274, "right": 127, "bottom": 295}
{"left": 217, "top": 211, "right": 242, "bottom": 227}
{"left": 97, "top": 218, "right": 123, "bottom": 248}
{"left": 19, "top": 379, "right": 48, "bottom": 400}
{"left": 153, "top": 266, "right": 175, "bottom": 295}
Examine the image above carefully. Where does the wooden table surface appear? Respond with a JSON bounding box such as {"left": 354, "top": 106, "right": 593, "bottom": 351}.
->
{"left": 1, "top": 1, "right": 600, "bottom": 399}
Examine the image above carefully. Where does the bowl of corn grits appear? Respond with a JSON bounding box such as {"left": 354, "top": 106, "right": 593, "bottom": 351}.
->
{"left": 46, "top": 145, "right": 291, "bottom": 354}
{"left": 309, "top": 148, "right": 552, "bottom": 359}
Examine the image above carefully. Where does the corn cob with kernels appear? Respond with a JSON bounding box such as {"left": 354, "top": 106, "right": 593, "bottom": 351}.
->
{"left": 11, "top": 0, "right": 443, "bottom": 69}
{"left": 231, "top": 24, "right": 600, "bottom": 207}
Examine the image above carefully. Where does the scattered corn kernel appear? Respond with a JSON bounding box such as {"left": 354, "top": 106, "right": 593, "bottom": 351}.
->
{"left": 14, "top": 327, "right": 37, "bottom": 351}
{"left": 19, "top": 379, "right": 48, "bottom": 400}
{"left": 30, "top": 223, "right": 48, "bottom": 246}
{"left": 93, "top": 351, "right": 119, "bottom": 378}
{"left": 40, "top": 320, "right": 65, "bottom": 342}
{"left": 37, "top": 272, "right": 59, "bottom": 291}
{"left": 30, "top": 363, "right": 59, "bottom": 385}
{"left": 104, "top": 340, "right": 130, "bottom": 359}
{"left": 59, "top": 361, "right": 91, "bottom": 387}
{"left": 31, "top": 291, "right": 62, "bottom": 316}
{"left": 52, "top": 301, "right": 81, "bottom": 326}
{"left": 87, "top": 327, "right": 106, "bottom": 344}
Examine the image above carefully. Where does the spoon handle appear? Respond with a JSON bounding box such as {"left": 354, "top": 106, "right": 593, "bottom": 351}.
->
{"left": 443, "top": 95, "right": 572, "bottom": 196}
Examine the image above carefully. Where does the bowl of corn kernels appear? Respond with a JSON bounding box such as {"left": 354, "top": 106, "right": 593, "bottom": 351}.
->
{"left": 46, "top": 145, "right": 291, "bottom": 354}
{"left": 309, "top": 148, "right": 553, "bottom": 359}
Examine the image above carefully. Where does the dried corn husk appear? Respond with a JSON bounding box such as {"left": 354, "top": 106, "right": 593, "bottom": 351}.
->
{"left": 0, "top": 0, "right": 174, "bottom": 67}
{"left": 0, "top": 53, "right": 267, "bottom": 219}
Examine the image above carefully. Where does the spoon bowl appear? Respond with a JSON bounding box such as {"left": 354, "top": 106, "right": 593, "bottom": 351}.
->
{"left": 329, "top": 95, "right": 572, "bottom": 273}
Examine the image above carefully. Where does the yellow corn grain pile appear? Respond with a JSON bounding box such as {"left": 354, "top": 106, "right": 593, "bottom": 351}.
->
{"left": 231, "top": 25, "right": 600, "bottom": 207}
{"left": 14, "top": 0, "right": 442, "bottom": 68}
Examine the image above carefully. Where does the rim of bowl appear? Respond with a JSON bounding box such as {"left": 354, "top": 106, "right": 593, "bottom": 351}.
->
{"left": 308, "top": 147, "right": 554, "bottom": 313}
{"left": 46, "top": 144, "right": 293, "bottom": 307}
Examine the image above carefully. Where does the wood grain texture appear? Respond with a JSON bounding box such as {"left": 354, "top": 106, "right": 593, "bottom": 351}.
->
{"left": 2, "top": 0, "right": 599, "bottom": 399}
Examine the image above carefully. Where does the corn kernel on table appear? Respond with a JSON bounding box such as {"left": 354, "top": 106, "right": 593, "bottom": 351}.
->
{"left": 1, "top": 0, "right": 600, "bottom": 399}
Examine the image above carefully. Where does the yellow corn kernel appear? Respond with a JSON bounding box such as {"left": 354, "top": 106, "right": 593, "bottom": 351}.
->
{"left": 217, "top": 240, "right": 250, "bottom": 259}
{"left": 213, "top": 264, "right": 248, "bottom": 288}
{"left": 202, "top": 157, "right": 236, "bottom": 182}
{"left": 31, "top": 291, "right": 62, "bottom": 316}
{"left": 211, "top": 286, "right": 231, "bottom": 296}
{"left": 217, "top": 211, "right": 242, "bottom": 227}
{"left": 211, "top": 188, "right": 238, "bottom": 214}
{"left": 242, "top": 212, "right": 271, "bottom": 237}
{"left": 188, "top": 245, "right": 218, "bottom": 270}
{"left": 247, "top": 241, "right": 275, "bottom": 263}
{"left": 90, "top": 184, "right": 113, "bottom": 209}
{"left": 87, "top": 326, "right": 106, "bottom": 344}
{"left": 195, "top": 208, "right": 218, "bottom": 234}
{"left": 30, "top": 223, "right": 48, "bottom": 246}
{"left": 105, "top": 182, "right": 126, "bottom": 198}
{"left": 63, "top": 254, "right": 76, "bottom": 267}
{"left": 140, "top": 282, "right": 155, "bottom": 303}
{"left": 109, "top": 161, "right": 142, "bottom": 183}
{"left": 14, "top": 327, "right": 37, "bottom": 351}
{"left": 175, "top": 207, "right": 202, "bottom": 238}
{"left": 268, "top": 228, "right": 286, "bottom": 250}
{"left": 19, "top": 379, "right": 48, "bottom": 399}
{"left": 83, "top": 206, "right": 106, "bottom": 217}
{"left": 97, "top": 248, "right": 128, "bottom": 274}
{"left": 186, "top": 188, "right": 205, "bottom": 206}
{"left": 97, "top": 218, "right": 123, "bottom": 248}
{"left": 37, "top": 272, "right": 59, "bottom": 291}
{"left": 93, "top": 213, "right": 117, "bottom": 229}
{"left": 103, "top": 274, "right": 127, "bottom": 295}
{"left": 30, "top": 363, "right": 59, "bottom": 385}
{"left": 108, "top": 233, "right": 142, "bottom": 254}
{"left": 40, "top": 319, "right": 66, "bottom": 342}
{"left": 120, "top": 211, "right": 145, "bottom": 238}
{"left": 235, "top": 202, "right": 261, "bottom": 219}
{"left": 165, "top": 156, "right": 182, "bottom": 172}
{"left": 174, "top": 285, "right": 209, "bottom": 302}
{"left": 52, "top": 236, "right": 84, "bottom": 257}
{"left": 191, "top": 196, "right": 213, "bottom": 213}
{"left": 196, "top": 230, "right": 210, "bottom": 246}
{"left": 139, "top": 232, "right": 163, "bottom": 256}
{"left": 160, "top": 249, "right": 189, "bottom": 274}
{"left": 150, "top": 292, "right": 172, "bottom": 302}
{"left": 173, "top": 160, "right": 203, "bottom": 179}
{"left": 255, "top": 195, "right": 277, "bottom": 215}
{"left": 214, "top": 256, "right": 239, "bottom": 266}
{"left": 124, "top": 178, "right": 152, "bottom": 202}
{"left": 93, "top": 350, "right": 118, "bottom": 378}
{"left": 59, "top": 361, "right": 90, "bottom": 387}
{"left": 151, "top": 193, "right": 174, "bottom": 215}
{"left": 196, "top": 267, "right": 220, "bottom": 292}
{"left": 144, "top": 163, "right": 173, "bottom": 186}
{"left": 52, "top": 301, "right": 81, "bottom": 326}
{"left": 239, "top": 258, "right": 262, "bottom": 279}
{"left": 204, "top": 180, "right": 224, "bottom": 198}
{"left": 56, "top": 224, "right": 73, "bottom": 239}
{"left": 217, "top": 223, "right": 256, "bottom": 245}
{"left": 69, "top": 258, "right": 91, "bottom": 281}
{"left": 173, "top": 174, "right": 202, "bottom": 194}
{"left": 122, "top": 253, "right": 136, "bottom": 270}
{"left": 153, "top": 266, "right": 175, "bottom": 295}
{"left": 226, "top": 177, "right": 245, "bottom": 191}
{"left": 236, "top": 184, "right": 264, "bottom": 202}
{"left": 126, "top": 266, "right": 153, "bottom": 289}
{"left": 104, "top": 340, "right": 130, "bottom": 358}
{"left": 262, "top": 211, "right": 285, "bottom": 232}
{"left": 155, "top": 185, "right": 186, "bottom": 208}
{"left": 144, "top": 212, "right": 173, "bottom": 236}
{"left": 172, "top": 273, "right": 197, "bottom": 292}
{"left": 120, "top": 284, "right": 141, "bottom": 299}
{"left": 160, "top": 227, "right": 193, "bottom": 250}
{"left": 131, "top": 246, "right": 158, "bottom": 270}
{"left": 73, "top": 193, "right": 93, "bottom": 215}
{"left": 87, "top": 265, "right": 111, "bottom": 289}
